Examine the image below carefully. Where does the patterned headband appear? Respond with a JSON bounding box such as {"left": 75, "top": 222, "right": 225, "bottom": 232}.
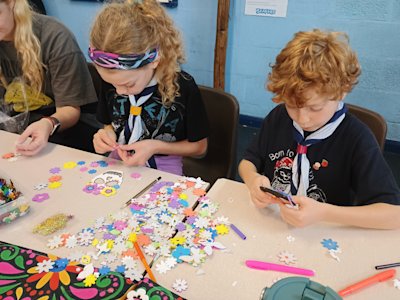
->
{"left": 88, "top": 47, "right": 158, "bottom": 70}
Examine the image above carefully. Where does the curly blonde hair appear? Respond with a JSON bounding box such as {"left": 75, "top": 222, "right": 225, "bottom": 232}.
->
{"left": 0, "top": 0, "right": 43, "bottom": 93}
{"left": 90, "top": 0, "right": 185, "bottom": 106}
{"left": 267, "top": 29, "right": 361, "bottom": 107}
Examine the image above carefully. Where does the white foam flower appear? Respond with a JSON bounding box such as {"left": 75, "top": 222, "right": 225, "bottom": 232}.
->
{"left": 144, "top": 244, "right": 158, "bottom": 256}
{"left": 127, "top": 288, "right": 149, "bottom": 300}
{"left": 47, "top": 235, "right": 63, "bottom": 249}
{"left": 155, "top": 260, "right": 170, "bottom": 274}
{"left": 36, "top": 259, "right": 55, "bottom": 273}
{"left": 172, "top": 278, "right": 188, "bottom": 292}
{"left": 277, "top": 250, "right": 297, "bottom": 265}
{"left": 393, "top": 278, "right": 400, "bottom": 290}
{"left": 165, "top": 257, "right": 178, "bottom": 269}
{"left": 122, "top": 256, "right": 137, "bottom": 269}
{"left": 65, "top": 235, "right": 78, "bottom": 248}
{"left": 194, "top": 217, "right": 209, "bottom": 229}
{"left": 125, "top": 268, "right": 143, "bottom": 282}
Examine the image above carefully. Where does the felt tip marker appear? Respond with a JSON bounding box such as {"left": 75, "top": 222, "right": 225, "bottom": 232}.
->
{"left": 230, "top": 224, "right": 246, "bottom": 240}
{"left": 338, "top": 269, "right": 396, "bottom": 297}
{"left": 245, "top": 260, "right": 315, "bottom": 277}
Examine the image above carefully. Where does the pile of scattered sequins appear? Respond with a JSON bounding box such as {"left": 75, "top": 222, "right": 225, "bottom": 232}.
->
{"left": 38, "top": 176, "right": 231, "bottom": 294}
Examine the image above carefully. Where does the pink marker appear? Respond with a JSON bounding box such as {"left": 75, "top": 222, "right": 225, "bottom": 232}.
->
{"left": 245, "top": 260, "right": 315, "bottom": 277}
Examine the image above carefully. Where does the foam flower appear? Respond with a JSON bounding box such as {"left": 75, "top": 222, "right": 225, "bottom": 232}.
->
{"left": 101, "top": 186, "right": 117, "bottom": 197}
{"left": 32, "top": 193, "right": 50, "bottom": 203}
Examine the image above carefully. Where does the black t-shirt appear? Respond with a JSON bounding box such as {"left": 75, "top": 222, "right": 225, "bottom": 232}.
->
{"left": 97, "top": 71, "right": 209, "bottom": 144}
{"left": 243, "top": 104, "right": 400, "bottom": 206}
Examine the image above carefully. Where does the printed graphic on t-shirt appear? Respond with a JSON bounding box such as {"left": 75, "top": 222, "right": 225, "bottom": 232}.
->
{"left": 269, "top": 153, "right": 327, "bottom": 202}
{"left": 5, "top": 80, "right": 53, "bottom": 112}
{"left": 109, "top": 93, "right": 184, "bottom": 143}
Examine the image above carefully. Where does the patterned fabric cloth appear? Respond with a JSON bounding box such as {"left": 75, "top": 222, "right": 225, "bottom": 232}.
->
{"left": 88, "top": 47, "right": 158, "bottom": 70}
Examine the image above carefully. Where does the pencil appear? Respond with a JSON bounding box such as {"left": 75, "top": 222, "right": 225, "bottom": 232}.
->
{"left": 134, "top": 241, "right": 157, "bottom": 282}
{"left": 122, "top": 176, "right": 161, "bottom": 208}
{"left": 375, "top": 262, "right": 400, "bottom": 270}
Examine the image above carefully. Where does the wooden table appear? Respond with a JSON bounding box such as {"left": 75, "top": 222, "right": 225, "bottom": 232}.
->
{"left": 153, "top": 178, "right": 400, "bottom": 300}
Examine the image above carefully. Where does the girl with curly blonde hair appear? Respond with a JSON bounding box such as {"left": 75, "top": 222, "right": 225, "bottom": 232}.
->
{"left": 239, "top": 29, "right": 400, "bottom": 230}
{"left": 90, "top": 0, "right": 209, "bottom": 175}
{"left": 0, "top": 0, "right": 98, "bottom": 155}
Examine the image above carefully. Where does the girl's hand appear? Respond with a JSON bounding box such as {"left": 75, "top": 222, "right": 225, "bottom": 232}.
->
{"left": 279, "top": 196, "right": 326, "bottom": 227}
{"left": 247, "top": 174, "right": 280, "bottom": 208}
{"left": 15, "top": 119, "right": 53, "bottom": 156}
{"left": 93, "top": 128, "right": 118, "bottom": 154}
{"left": 118, "top": 140, "right": 157, "bottom": 167}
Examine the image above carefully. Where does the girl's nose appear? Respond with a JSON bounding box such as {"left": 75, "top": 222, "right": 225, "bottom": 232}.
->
{"left": 115, "top": 87, "right": 128, "bottom": 95}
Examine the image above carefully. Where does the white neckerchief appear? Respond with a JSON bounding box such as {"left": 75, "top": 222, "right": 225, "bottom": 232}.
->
{"left": 291, "top": 102, "right": 346, "bottom": 196}
{"left": 118, "top": 77, "right": 158, "bottom": 145}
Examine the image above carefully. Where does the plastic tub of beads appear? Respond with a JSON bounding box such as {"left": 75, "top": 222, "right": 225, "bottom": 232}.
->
{"left": 0, "top": 196, "right": 30, "bottom": 224}
{"left": 0, "top": 178, "right": 30, "bottom": 224}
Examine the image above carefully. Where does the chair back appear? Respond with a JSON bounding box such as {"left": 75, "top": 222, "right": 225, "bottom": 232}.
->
{"left": 183, "top": 86, "right": 239, "bottom": 185}
{"left": 347, "top": 103, "right": 387, "bottom": 150}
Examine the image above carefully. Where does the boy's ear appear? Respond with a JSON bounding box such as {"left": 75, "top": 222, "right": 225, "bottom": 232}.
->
{"left": 340, "top": 92, "right": 348, "bottom": 100}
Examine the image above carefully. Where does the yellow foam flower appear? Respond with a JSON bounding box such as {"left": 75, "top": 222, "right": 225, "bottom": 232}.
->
{"left": 63, "top": 161, "right": 77, "bottom": 169}
{"left": 84, "top": 274, "right": 97, "bottom": 287}
{"left": 48, "top": 181, "right": 62, "bottom": 189}
{"left": 100, "top": 187, "right": 116, "bottom": 197}
{"left": 216, "top": 224, "right": 229, "bottom": 235}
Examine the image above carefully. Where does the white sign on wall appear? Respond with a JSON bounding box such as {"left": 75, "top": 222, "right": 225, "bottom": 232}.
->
{"left": 245, "top": 0, "right": 288, "bottom": 18}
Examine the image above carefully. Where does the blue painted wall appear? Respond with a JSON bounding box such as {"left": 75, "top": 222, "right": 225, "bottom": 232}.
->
{"left": 43, "top": 0, "right": 400, "bottom": 141}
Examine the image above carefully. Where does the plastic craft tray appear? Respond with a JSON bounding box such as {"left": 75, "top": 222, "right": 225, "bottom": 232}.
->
{"left": 0, "top": 196, "right": 30, "bottom": 224}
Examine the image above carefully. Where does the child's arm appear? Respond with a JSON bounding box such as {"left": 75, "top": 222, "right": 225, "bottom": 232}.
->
{"left": 279, "top": 196, "right": 400, "bottom": 229}
{"left": 238, "top": 159, "right": 280, "bottom": 208}
{"left": 117, "top": 138, "right": 207, "bottom": 166}
{"left": 16, "top": 106, "right": 80, "bottom": 156}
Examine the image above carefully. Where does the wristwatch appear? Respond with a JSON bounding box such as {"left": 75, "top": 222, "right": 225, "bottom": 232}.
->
{"left": 42, "top": 116, "right": 61, "bottom": 136}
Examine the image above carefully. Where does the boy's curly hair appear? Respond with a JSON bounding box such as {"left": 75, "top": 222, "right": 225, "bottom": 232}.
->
{"left": 267, "top": 29, "right": 361, "bottom": 106}
{"left": 90, "top": 0, "right": 185, "bottom": 106}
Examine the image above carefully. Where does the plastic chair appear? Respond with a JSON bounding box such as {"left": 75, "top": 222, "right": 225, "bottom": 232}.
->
{"left": 183, "top": 85, "right": 240, "bottom": 185}
{"left": 347, "top": 103, "right": 387, "bottom": 150}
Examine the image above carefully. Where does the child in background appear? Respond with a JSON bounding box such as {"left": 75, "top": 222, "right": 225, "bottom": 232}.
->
{"left": 0, "top": 0, "right": 98, "bottom": 155}
{"left": 89, "top": 0, "right": 208, "bottom": 175}
{"left": 239, "top": 29, "right": 400, "bottom": 229}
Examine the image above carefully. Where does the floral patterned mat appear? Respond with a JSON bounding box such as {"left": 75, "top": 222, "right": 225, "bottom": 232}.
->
{"left": 0, "top": 241, "right": 183, "bottom": 300}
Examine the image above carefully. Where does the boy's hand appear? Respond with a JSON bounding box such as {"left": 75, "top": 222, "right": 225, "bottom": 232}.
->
{"left": 118, "top": 140, "right": 156, "bottom": 167}
{"left": 93, "top": 128, "right": 118, "bottom": 154}
{"left": 15, "top": 119, "right": 53, "bottom": 156}
{"left": 247, "top": 174, "right": 280, "bottom": 208}
{"left": 279, "top": 196, "right": 326, "bottom": 227}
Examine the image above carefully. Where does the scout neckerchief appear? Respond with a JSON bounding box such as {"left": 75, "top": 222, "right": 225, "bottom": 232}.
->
{"left": 291, "top": 102, "right": 347, "bottom": 196}
{"left": 117, "top": 78, "right": 158, "bottom": 145}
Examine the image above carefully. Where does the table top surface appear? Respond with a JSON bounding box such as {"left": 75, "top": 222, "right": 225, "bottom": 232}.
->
{"left": 153, "top": 178, "right": 400, "bottom": 300}
{"left": 1, "top": 130, "right": 399, "bottom": 300}
{"left": 0, "top": 130, "right": 201, "bottom": 267}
